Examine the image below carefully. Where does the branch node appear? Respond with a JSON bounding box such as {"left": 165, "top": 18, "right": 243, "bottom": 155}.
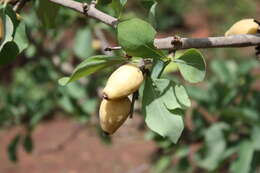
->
{"left": 82, "top": 2, "right": 89, "bottom": 14}
{"left": 139, "top": 59, "right": 151, "bottom": 74}
{"left": 171, "top": 35, "right": 182, "bottom": 49}
{"left": 104, "top": 46, "right": 121, "bottom": 51}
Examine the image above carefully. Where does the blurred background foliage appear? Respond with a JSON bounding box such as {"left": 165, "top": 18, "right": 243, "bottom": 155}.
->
{"left": 0, "top": 0, "right": 260, "bottom": 172}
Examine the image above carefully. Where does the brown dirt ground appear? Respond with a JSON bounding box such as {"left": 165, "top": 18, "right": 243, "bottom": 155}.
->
{"left": 0, "top": 117, "right": 157, "bottom": 173}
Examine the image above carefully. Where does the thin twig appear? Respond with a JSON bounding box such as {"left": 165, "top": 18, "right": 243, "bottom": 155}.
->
{"left": 37, "top": 124, "right": 85, "bottom": 155}
{"left": 94, "top": 27, "right": 113, "bottom": 56}
{"left": 49, "top": 0, "right": 118, "bottom": 27}
{"left": 104, "top": 46, "right": 122, "bottom": 51}
{"left": 13, "top": 0, "right": 29, "bottom": 12}
{"left": 129, "top": 91, "right": 139, "bottom": 119}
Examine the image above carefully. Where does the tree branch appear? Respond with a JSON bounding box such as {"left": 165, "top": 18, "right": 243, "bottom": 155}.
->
{"left": 49, "top": 0, "right": 118, "bottom": 27}
{"left": 48, "top": 0, "right": 260, "bottom": 50}
{"left": 154, "top": 34, "right": 260, "bottom": 50}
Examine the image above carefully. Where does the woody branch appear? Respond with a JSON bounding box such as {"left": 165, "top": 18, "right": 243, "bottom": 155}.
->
{"left": 48, "top": 0, "right": 260, "bottom": 50}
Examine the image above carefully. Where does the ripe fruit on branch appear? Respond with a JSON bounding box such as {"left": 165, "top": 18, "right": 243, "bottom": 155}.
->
{"left": 103, "top": 63, "right": 144, "bottom": 100}
{"left": 99, "top": 97, "right": 131, "bottom": 134}
{"left": 225, "top": 19, "right": 259, "bottom": 36}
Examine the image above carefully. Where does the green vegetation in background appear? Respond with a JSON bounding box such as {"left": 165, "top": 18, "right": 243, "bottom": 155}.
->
{"left": 0, "top": 0, "right": 259, "bottom": 172}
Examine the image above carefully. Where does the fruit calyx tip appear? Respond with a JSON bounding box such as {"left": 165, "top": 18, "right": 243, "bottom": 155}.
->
{"left": 102, "top": 93, "right": 109, "bottom": 100}
{"left": 102, "top": 131, "right": 110, "bottom": 136}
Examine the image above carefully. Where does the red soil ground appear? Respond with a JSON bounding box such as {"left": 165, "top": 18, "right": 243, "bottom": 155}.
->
{"left": 0, "top": 117, "right": 157, "bottom": 173}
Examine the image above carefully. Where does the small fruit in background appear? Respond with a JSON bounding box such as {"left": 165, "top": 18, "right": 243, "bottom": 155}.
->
{"left": 99, "top": 97, "right": 131, "bottom": 134}
{"left": 225, "top": 19, "right": 259, "bottom": 36}
{"left": 91, "top": 39, "right": 102, "bottom": 50}
{"left": 103, "top": 63, "right": 144, "bottom": 100}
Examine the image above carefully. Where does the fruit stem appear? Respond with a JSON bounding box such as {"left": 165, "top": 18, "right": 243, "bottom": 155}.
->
{"left": 102, "top": 93, "right": 109, "bottom": 100}
{"left": 102, "top": 131, "right": 110, "bottom": 136}
{"left": 139, "top": 59, "right": 151, "bottom": 74}
{"left": 255, "top": 45, "right": 260, "bottom": 60}
{"left": 254, "top": 19, "right": 260, "bottom": 26}
{"left": 129, "top": 91, "right": 139, "bottom": 119}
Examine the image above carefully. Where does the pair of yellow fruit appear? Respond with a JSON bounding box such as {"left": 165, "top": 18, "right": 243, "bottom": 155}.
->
{"left": 99, "top": 63, "right": 144, "bottom": 134}
{"left": 99, "top": 18, "right": 259, "bottom": 135}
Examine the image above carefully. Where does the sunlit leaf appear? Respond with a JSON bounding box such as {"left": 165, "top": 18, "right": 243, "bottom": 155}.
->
{"left": 117, "top": 18, "right": 165, "bottom": 59}
{"left": 142, "top": 77, "right": 184, "bottom": 143}
{"left": 175, "top": 48, "right": 206, "bottom": 83}
{"left": 230, "top": 140, "right": 254, "bottom": 173}
{"left": 59, "top": 55, "right": 126, "bottom": 85}
{"left": 198, "top": 123, "right": 229, "bottom": 171}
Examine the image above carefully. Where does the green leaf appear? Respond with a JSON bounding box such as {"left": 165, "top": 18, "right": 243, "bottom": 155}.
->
{"left": 175, "top": 84, "right": 191, "bottom": 108}
{"left": 0, "top": 7, "right": 28, "bottom": 65}
{"left": 0, "top": 23, "right": 28, "bottom": 65}
{"left": 13, "top": 22, "right": 28, "bottom": 52}
{"left": 153, "top": 78, "right": 190, "bottom": 110}
{"left": 140, "top": 0, "right": 156, "bottom": 9}
{"left": 186, "top": 86, "right": 211, "bottom": 102}
{"left": 151, "top": 59, "right": 169, "bottom": 79}
{"left": 120, "top": 0, "right": 128, "bottom": 6}
{"left": 73, "top": 27, "right": 93, "bottom": 59}
{"left": 59, "top": 55, "right": 126, "bottom": 85}
{"left": 37, "top": 0, "right": 60, "bottom": 28}
{"left": 142, "top": 77, "right": 184, "bottom": 143}
{"left": 251, "top": 126, "right": 260, "bottom": 150}
{"left": 111, "top": 0, "right": 123, "bottom": 17}
{"left": 175, "top": 48, "right": 206, "bottom": 83}
{"left": 111, "top": 0, "right": 127, "bottom": 17}
{"left": 58, "top": 95, "right": 74, "bottom": 113}
{"left": 148, "top": 2, "right": 157, "bottom": 27}
{"left": 230, "top": 140, "right": 254, "bottom": 173}
{"left": 8, "top": 134, "right": 21, "bottom": 162}
{"left": 0, "top": 11, "right": 14, "bottom": 50}
{"left": 221, "top": 107, "right": 259, "bottom": 123}
{"left": 153, "top": 79, "right": 181, "bottom": 110}
{"left": 117, "top": 18, "right": 165, "bottom": 59}
{"left": 198, "top": 123, "right": 229, "bottom": 171}
{"left": 211, "top": 59, "right": 233, "bottom": 84}
{"left": 23, "top": 134, "right": 34, "bottom": 153}
{"left": 152, "top": 156, "right": 171, "bottom": 173}
{"left": 0, "top": 42, "right": 19, "bottom": 65}
{"left": 141, "top": 0, "right": 158, "bottom": 27}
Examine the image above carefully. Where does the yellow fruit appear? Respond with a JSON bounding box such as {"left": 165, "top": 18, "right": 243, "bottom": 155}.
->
{"left": 91, "top": 39, "right": 102, "bottom": 50}
{"left": 0, "top": 18, "right": 3, "bottom": 41}
{"left": 99, "top": 97, "right": 131, "bottom": 134}
{"left": 103, "top": 63, "right": 144, "bottom": 100}
{"left": 225, "top": 19, "right": 259, "bottom": 36}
